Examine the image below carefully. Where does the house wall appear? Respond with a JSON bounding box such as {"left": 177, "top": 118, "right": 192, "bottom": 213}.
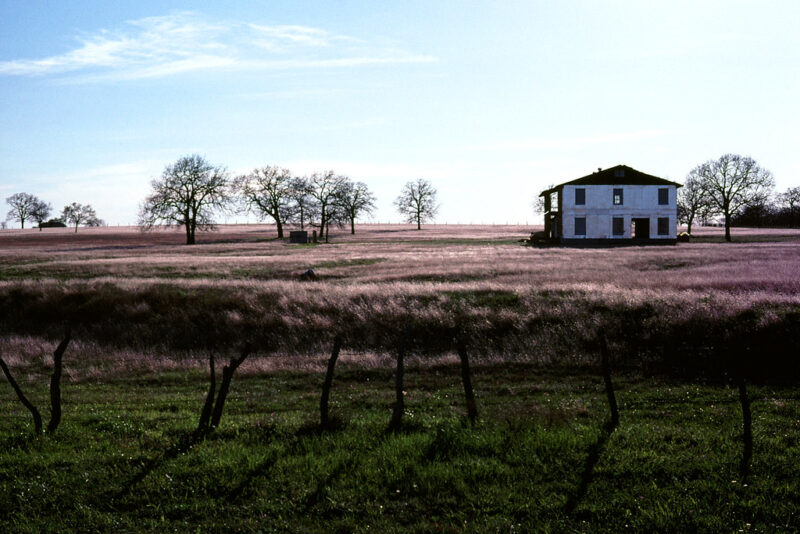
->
{"left": 561, "top": 184, "right": 677, "bottom": 240}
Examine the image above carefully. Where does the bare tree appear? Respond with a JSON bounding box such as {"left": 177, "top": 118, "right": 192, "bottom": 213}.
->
{"left": 307, "top": 171, "right": 348, "bottom": 243}
{"left": 233, "top": 166, "right": 294, "bottom": 238}
{"left": 395, "top": 178, "right": 439, "bottom": 230}
{"left": 335, "top": 179, "right": 376, "bottom": 234}
{"left": 139, "top": 155, "right": 231, "bottom": 245}
{"left": 777, "top": 186, "right": 800, "bottom": 214}
{"left": 31, "top": 199, "right": 52, "bottom": 231}
{"left": 288, "top": 176, "right": 314, "bottom": 230}
{"left": 61, "top": 203, "right": 100, "bottom": 233}
{"left": 694, "top": 154, "right": 775, "bottom": 241}
{"left": 5, "top": 192, "right": 45, "bottom": 229}
{"left": 677, "top": 171, "right": 709, "bottom": 234}
{"left": 533, "top": 184, "right": 554, "bottom": 216}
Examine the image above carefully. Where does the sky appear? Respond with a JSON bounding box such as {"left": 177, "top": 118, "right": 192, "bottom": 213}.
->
{"left": 1, "top": 0, "right": 799, "bottom": 227}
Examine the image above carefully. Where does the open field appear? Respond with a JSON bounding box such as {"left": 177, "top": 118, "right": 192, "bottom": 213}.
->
{"left": 2, "top": 224, "right": 800, "bottom": 531}
{"left": 1, "top": 223, "right": 798, "bottom": 370}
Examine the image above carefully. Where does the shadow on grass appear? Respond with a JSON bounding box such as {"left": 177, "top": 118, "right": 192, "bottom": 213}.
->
{"left": 295, "top": 414, "right": 347, "bottom": 437}
{"left": 564, "top": 420, "right": 617, "bottom": 515}
{"left": 302, "top": 456, "right": 356, "bottom": 512}
{"left": 102, "top": 430, "right": 202, "bottom": 505}
{"left": 223, "top": 449, "right": 282, "bottom": 501}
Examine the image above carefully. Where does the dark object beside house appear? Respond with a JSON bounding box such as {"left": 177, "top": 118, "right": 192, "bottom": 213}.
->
{"left": 529, "top": 230, "right": 558, "bottom": 246}
{"left": 39, "top": 219, "right": 67, "bottom": 228}
{"left": 677, "top": 232, "right": 691, "bottom": 243}
{"left": 289, "top": 231, "right": 308, "bottom": 244}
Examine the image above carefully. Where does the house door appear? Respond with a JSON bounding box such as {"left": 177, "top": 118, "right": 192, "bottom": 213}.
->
{"left": 632, "top": 218, "right": 650, "bottom": 239}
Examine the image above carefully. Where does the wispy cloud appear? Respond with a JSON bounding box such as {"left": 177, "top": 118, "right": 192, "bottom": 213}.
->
{"left": 471, "top": 130, "right": 667, "bottom": 151}
{"left": 0, "top": 12, "right": 435, "bottom": 81}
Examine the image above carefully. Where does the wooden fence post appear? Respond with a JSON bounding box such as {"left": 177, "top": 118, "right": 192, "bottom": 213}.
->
{"left": 320, "top": 336, "right": 342, "bottom": 428}
{"left": 47, "top": 327, "right": 71, "bottom": 434}
{"left": 599, "top": 335, "right": 619, "bottom": 428}
{"left": 210, "top": 347, "right": 251, "bottom": 429}
{"left": 388, "top": 329, "right": 408, "bottom": 432}
{"left": 0, "top": 356, "right": 43, "bottom": 434}
{"left": 456, "top": 338, "right": 478, "bottom": 424}
{"left": 737, "top": 374, "right": 753, "bottom": 482}
{"left": 197, "top": 354, "right": 216, "bottom": 433}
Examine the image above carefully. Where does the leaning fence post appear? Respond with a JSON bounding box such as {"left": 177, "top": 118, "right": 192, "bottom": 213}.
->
{"left": 197, "top": 354, "right": 216, "bottom": 433}
{"left": 388, "top": 328, "right": 408, "bottom": 432}
{"left": 0, "top": 356, "right": 43, "bottom": 434}
{"left": 210, "top": 347, "right": 251, "bottom": 429}
{"left": 599, "top": 335, "right": 619, "bottom": 428}
{"left": 47, "top": 327, "right": 71, "bottom": 434}
{"left": 320, "top": 335, "right": 342, "bottom": 428}
{"left": 456, "top": 338, "right": 478, "bottom": 424}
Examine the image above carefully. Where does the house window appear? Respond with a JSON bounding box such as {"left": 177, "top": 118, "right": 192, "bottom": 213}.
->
{"left": 658, "top": 188, "right": 669, "bottom": 205}
{"left": 657, "top": 217, "right": 670, "bottom": 235}
{"left": 613, "top": 188, "right": 623, "bottom": 205}
{"left": 612, "top": 217, "right": 625, "bottom": 236}
{"left": 575, "top": 217, "right": 586, "bottom": 236}
{"left": 575, "top": 188, "right": 585, "bottom": 205}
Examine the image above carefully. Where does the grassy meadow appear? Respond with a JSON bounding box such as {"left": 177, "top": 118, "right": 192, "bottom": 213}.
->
{"left": 1, "top": 223, "right": 800, "bottom": 532}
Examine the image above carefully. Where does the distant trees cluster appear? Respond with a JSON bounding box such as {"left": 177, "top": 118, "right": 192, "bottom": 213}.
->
{"left": 677, "top": 153, "right": 800, "bottom": 240}
{"left": 140, "top": 154, "right": 440, "bottom": 245}
{"left": 678, "top": 154, "right": 777, "bottom": 241}
{"left": 4, "top": 192, "right": 103, "bottom": 232}
{"left": 728, "top": 186, "right": 800, "bottom": 229}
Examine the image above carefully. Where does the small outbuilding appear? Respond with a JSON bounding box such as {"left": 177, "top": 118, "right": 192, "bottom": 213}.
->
{"left": 539, "top": 165, "right": 682, "bottom": 245}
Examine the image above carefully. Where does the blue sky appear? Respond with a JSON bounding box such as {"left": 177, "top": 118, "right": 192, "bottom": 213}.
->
{"left": 2, "top": 1, "right": 799, "bottom": 226}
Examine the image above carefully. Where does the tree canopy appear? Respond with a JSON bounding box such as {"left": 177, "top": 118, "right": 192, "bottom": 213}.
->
{"left": 139, "top": 155, "right": 231, "bottom": 245}
{"left": 5, "top": 192, "right": 49, "bottom": 229}
{"left": 61, "top": 203, "right": 101, "bottom": 232}
{"left": 692, "top": 154, "right": 774, "bottom": 241}
{"left": 233, "top": 166, "right": 294, "bottom": 239}
{"left": 395, "top": 179, "right": 439, "bottom": 230}
{"left": 335, "top": 180, "right": 376, "bottom": 235}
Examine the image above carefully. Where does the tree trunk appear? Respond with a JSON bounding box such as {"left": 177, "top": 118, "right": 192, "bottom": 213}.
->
{"left": 456, "top": 339, "right": 478, "bottom": 424}
{"left": 599, "top": 335, "right": 619, "bottom": 428}
{"left": 276, "top": 219, "right": 284, "bottom": 239}
{"left": 724, "top": 211, "right": 732, "bottom": 242}
{"left": 350, "top": 217, "right": 355, "bottom": 235}
{"left": 74, "top": 223, "right": 79, "bottom": 233}
{"left": 0, "top": 357, "right": 43, "bottom": 434}
{"left": 47, "top": 328, "right": 71, "bottom": 434}
{"left": 320, "top": 336, "right": 342, "bottom": 428}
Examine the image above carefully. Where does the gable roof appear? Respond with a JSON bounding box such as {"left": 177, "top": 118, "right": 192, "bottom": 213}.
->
{"left": 539, "top": 165, "right": 682, "bottom": 196}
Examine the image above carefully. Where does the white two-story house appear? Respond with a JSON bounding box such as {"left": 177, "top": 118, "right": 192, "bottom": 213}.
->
{"left": 539, "top": 165, "right": 682, "bottom": 245}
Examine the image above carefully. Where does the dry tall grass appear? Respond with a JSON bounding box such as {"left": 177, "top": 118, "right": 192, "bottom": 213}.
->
{"left": 1, "top": 224, "right": 799, "bottom": 377}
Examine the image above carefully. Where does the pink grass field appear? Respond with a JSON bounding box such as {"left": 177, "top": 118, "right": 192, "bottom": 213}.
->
{"left": 1, "top": 223, "right": 799, "bottom": 376}
{"left": 1, "top": 223, "right": 799, "bottom": 294}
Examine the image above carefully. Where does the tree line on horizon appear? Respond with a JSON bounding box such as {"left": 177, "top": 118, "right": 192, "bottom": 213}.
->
{"left": 3, "top": 193, "right": 102, "bottom": 232}
{"left": 138, "top": 154, "right": 441, "bottom": 245}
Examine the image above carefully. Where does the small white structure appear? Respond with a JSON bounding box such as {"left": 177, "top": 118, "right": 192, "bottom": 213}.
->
{"left": 539, "top": 165, "right": 682, "bottom": 245}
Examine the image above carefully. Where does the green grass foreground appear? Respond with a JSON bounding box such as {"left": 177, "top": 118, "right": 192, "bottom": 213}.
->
{"left": 2, "top": 363, "right": 799, "bottom": 533}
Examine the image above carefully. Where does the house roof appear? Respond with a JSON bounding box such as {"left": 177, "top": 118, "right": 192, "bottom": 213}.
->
{"left": 539, "top": 165, "right": 682, "bottom": 196}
